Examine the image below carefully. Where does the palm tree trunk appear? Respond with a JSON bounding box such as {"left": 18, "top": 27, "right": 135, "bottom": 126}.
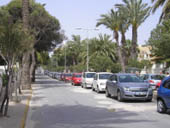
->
{"left": 121, "top": 31, "right": 128, "bottom": 65}
{"left": 21, "top": 0, "right": 31, "bottom": 89}
{"left": 131, "top": 26, "right": 138, "bottom": 60}
{"left": 114, "top": 31, "right": 125, "bottom": 72}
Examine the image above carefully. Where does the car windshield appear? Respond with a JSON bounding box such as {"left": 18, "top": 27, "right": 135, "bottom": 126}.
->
{"left": 65, "top": 74, "right": 72, "bottom": 77}
{"left": 86, "top": 73, "right": 95, "bottom": 78}
{"left": 151, "top": 75, "right": 165, "bottom": 80}
{"left": 99, "top": 74, "right": 111, "bottom": 79}
{"left": 75, "top": 74, "right": 82, "bottom": 78}
{"left": 119, "top": 75, "right": 144, "bottom": 83}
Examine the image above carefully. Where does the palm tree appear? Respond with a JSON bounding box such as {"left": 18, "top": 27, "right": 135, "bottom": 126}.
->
{"left": 151, "top": 0, "right": 170, "bottom": 21}
{"left": 116, "top": 0, "right": 150, "bottom": 60}
{"left": 96, "top": 9, "right": 125, "bottom": 72}
{"left": 89, "top": 34, "right": 117, "bottom": 63}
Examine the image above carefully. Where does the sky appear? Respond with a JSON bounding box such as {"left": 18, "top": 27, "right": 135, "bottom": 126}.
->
{"left": 0, "top": 0, "right": 162, "bottom": 45}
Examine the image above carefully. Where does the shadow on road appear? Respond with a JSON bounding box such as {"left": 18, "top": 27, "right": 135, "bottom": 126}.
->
{"left": 29, "top": 104, "right": 155, "bottom": 128}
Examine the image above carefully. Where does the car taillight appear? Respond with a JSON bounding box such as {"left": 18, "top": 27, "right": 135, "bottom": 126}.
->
{"left": 149, "top": 80, "right": 154, "bottom": 83}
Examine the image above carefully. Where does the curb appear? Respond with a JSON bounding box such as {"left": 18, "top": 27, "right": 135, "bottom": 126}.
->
{"left": 20, "top": 89, "right": 33, "bottom": 128}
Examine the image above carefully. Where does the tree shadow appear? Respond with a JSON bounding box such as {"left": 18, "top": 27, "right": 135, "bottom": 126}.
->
{"left": 28, "top": 104, "right": 156, "bottom": 128}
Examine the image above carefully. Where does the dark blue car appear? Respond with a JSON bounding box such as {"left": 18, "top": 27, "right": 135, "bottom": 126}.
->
{"left": 157, "top": 76, "right": 170, "bottom": 113}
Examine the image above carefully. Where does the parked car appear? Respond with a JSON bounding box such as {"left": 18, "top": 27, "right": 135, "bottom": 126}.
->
{"left": 72, "top": 73, "right": 82, "bottom": 86}
{"left": 140, "top": 74, "right": 165, "bottom": 90}
{"left": 81, "top": 72, "right": 96, "bottom": 88}
{"left": 64, "top": 73, "right": 72, "bottom": 82}
{"left": 105, "top": 73, "right": 153, "bottom": 102}
{"left": 157, "top": 76, "right": 170, "bottom": 113}
{"left": 92, "top": 72, "right": 112, "bottom": 93}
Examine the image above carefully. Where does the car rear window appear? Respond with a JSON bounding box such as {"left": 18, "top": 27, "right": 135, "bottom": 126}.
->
{"left": 75, "top": 74, "right": 82, "bottom": 78}
{"left": 65, "top": 74, "right": 72, "bottom": 77}
{"left": 151, "top": 75, "right": 165, "bottom": 80}
{"left": 99, "top": 74, "right": 111, "bottom": 79}
{"left": 86, "top": 73, "right": 95, "bottom": 78}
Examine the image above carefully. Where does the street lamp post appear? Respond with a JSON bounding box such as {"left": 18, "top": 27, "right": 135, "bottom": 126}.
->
{"left": 76, "top": 28, "right": 99, "bottom": 72}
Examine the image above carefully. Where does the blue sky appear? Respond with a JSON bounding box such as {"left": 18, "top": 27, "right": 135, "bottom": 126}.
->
{"left": 0, "top": 0, "right": 162, "bottom": 45}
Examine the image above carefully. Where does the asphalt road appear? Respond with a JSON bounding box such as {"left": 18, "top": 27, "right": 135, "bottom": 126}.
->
{"left": 25, "top": 74, "right": 170, "bottom": 128}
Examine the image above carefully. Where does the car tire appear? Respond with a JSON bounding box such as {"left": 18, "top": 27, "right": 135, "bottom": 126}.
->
{"left": 157, "top": 99, "right": 167, "bottom": 113}
{"left": 97, "top": 85, "right": 100, "bottom": 93}
{"left": 92, "top": 85, "right": 95, "bottom": 91}
{"left": 81, "top": 83, "right": 84, "bottom": 88}
{"left": 117, "top": 91, "right": 123, "bottom": 102}
{"left": 105, "top": 88, "right": 111, "bottom": 97}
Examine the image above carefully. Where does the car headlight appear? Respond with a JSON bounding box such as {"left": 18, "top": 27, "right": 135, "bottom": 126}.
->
{"left": 123, "top": 87, "right": 130, "bottom": 92}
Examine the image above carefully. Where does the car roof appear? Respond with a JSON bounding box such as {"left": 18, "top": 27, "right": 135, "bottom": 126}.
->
{"left": 96, "top": 72, "right": 112, "bottom": 74}
{"left": 114, "top": 73, "right": 136, "bottom": 76}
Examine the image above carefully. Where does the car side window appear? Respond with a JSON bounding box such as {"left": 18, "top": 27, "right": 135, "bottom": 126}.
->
{"left": 109, "top": 75, "right": 114, "bottom": 81}
{"left": 163, "top": 81, "right": 170, "bottom": 89}
{"left": 94, "top": 74, "right": 97, "bottom": 80}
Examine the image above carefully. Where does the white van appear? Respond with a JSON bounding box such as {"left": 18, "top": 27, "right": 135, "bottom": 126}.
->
{"left": 81, "top": 72, "right": 96, "bottom": 88}
{"left": 92, "top": 72, "right": 112, "bottom": 93}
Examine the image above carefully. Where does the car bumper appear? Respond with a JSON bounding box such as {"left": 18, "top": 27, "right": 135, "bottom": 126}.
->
{"left": 122, "top": 91, "right": 153, "bottom": 100}
{"left": 85, "top": 83, "right": 92, "bottom": 88}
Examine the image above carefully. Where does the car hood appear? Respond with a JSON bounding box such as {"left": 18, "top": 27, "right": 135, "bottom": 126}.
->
{"left": 119, "top": 82, "right": 149, "bottom": 88}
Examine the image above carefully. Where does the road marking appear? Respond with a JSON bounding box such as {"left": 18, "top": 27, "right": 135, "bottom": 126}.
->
{"left": 20, "top": 89, "right": 32, "bottom": 128}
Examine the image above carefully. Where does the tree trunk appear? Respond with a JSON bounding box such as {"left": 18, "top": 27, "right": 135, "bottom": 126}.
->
{"left": 30, "top": 49, "right": 36, "bottom": 82}
{"left": 114, "top": 31, "right": 125, "bottom": 72}
{"left": 21, "top": 52, "right": 31, "bottom": 89}
{"left": 120, "top": 31, "right": 128, "bottom": 65}
{"left": 21, "top": 0, "right": 31, "bottom": 89}
{"left": 22, "top": 0, "right": 29, "bottom": 30}
{"left": 131, "top": 26, "right": 138, "bottom": 60}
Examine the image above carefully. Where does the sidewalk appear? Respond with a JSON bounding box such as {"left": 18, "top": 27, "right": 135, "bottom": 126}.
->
{"left": 0, "top": 89, "right": 32, "bottom": 128}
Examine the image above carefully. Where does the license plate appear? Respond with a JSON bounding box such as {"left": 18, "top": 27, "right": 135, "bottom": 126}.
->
{"left": 135, "top": 92, "right": 146, "bottom": 95}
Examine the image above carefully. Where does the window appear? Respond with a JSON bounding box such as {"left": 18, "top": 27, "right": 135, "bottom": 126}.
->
{"left": 86, "top": 73, "right": 95, "bottom": 78}
{"left": 99, "top": 74, "right": 111, "bottom": 80}
{"left": 119, "top": 75, "right": 143, "bottom": 83}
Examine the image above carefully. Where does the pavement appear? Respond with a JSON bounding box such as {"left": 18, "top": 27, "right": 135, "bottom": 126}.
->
{"left": 0, "top": 74, "right": 160, "bottom": 128}
{"left": 25, "top": 74, "right": 170, "bottom": 128}
{"left": 0, "top": 89, "right": 32, "bottom": 128}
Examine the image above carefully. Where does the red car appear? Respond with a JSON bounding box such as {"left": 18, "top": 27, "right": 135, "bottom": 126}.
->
{"left": 72, "top": 73, "right": 82, "bottom": 86}
{"left": 64, "top": 73, "right": 72, "bottom": 82}
{"left": 156, "top": 80, "right": 162, "bottom": 89}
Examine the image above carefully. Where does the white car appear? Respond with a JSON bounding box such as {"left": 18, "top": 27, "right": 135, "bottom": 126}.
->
{"left": 92, "top": 72, "right": 112, "bottom": 93}
{"left": 81, "top": 72, "right": 96, "bottom": 88}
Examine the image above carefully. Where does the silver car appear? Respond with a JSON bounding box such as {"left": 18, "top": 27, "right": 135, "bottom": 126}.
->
{"left": 105, "top": 73, "right": 153, "bottom": 102}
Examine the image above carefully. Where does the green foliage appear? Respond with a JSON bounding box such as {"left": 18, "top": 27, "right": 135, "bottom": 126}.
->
{"left": 37, "top": 51, "right": 50, "bottom": 65}
{"left": 151, "top": 0, "right": 170, "bottom": 21}
{"left": 148, "top": 18, "right": 170, "bottom": 64}
{"left": 127, "top": 59, "right": 151, "bottom": 69}
{"left": 90, "top": 56, "right": 117, "bottom": 72}
{"left": 4, "top": 0, "right": 64, "bottom": 52}
{"left": 0, "top": 7, "right": 34, "bottom": 64}
{"left": 2, "top": 74, "right": 9, "bottom": 87}
{"left": 49, "top": 34, "right": 119, "bottom": 72}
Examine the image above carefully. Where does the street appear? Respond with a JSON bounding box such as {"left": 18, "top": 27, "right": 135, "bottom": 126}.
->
{"left": 25, "top": 74, "right": 170, "bottom": 128}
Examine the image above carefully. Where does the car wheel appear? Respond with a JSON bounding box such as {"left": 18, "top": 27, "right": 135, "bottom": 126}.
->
{"left": 92, "top": 85, "right": 95, "bottom": 91}
{"left": 157, "top": 99, "right": 167, "bottom": 113}
{"left": 97, "top": 85, "right": 100, "bottom": 93}
{"left": 81, "top": 83, "right": 84, "bottom": 88}
{"left": 105, "top": 88, "right": 111, "bottom": 97}
{"left": 117, "top": 91, "right": 123, "bottom": 102}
